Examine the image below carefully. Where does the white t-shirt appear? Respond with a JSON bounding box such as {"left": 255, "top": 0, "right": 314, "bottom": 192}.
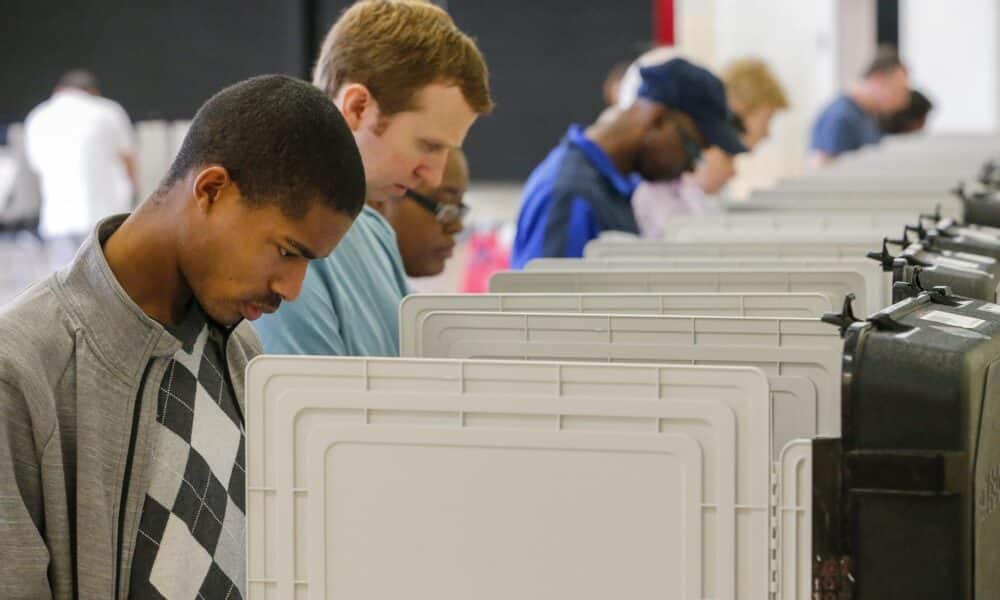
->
{"left": 631, "top": 175, "right": 722, "bottom": 239}
{"left": 24, "top": 89, "right": 135, "bottom": 238}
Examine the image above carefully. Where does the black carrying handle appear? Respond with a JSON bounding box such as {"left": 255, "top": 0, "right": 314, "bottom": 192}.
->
{"left": 905, "top": 223, "right": 928, "bottom": 241}
{"left": 869, "top": 237, "right": 930, "bottom": 269}
{"left": 892, "top": 274, "right": 964, "bottom": 308}
{"left": 885, "top": 226, "right": 913, "bottom": 248}
{"left": 866, "top": 239, "right": 895, "bottom": 271}
{"left": 979, "top": 160, "right": 998, "bottom": 186}
{"left": 953, "top": 181, "right": 968, "bottom": 201}
{"left": 918, "top": 204, "right": 942, "bottom": 226}
{"left": 821, "top": 293, "right": 860, "bottom": 338}
{"left": 884, "top": 225, "right": 936, "bottom": 260}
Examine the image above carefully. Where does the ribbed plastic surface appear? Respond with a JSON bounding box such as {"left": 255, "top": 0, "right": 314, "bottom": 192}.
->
{"left": 246, "top": 357, "right": 771, "bottom": 600}
{"left": 407, "top": 310, "right": 839, "bottom": 442}
{"left": 489, "top": 268, "right": 881, "bottom": 321}
{"left": 659, "top": 213, "right": 915, "bottom": 242}
{"left": 582, "top": 239, "right": 876, "bottom": 259}
{"left": 524, "top": 258, "right": 888, "bottom": 309}
{"left": 531, "top": 258, "right": 876, "bottom": 271}
{"left": 743, "top": 188, "right": 961, "bottom": 215}
{"left": 776, "top": 440, "right": 812, "bottom": 600}
{"left": 399, "top": 292, "right": 835, "bottom": 355}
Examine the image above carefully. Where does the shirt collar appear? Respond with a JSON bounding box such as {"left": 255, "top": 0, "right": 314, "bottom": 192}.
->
{"left": 566, "top": 125, "right": 641, "bottom": 197}
{"left": 57, "top": 216, "right": 182, "bottom": 379}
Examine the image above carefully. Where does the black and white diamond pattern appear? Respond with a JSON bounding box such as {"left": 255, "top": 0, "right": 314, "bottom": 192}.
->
{"left": 130, "top": 323, "right": 246, "bottom": 599}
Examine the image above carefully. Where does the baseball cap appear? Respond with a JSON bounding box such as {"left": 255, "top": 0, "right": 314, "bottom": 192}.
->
{"left": 637, "top": 58, "right": 747, "bottom": 154}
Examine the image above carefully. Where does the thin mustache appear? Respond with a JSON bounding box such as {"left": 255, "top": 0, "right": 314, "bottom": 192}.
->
{"left": 250, "top": 296, "right": 282, "bottom": 312}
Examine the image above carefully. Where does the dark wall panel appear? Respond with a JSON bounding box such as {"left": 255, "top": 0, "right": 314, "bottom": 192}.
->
{"left": 0, "top": 0, "right": 308, "bottom": 122}
{"left": 1, "top": 0, "right": 651, "bottom": 180}
{"left": 448, "top": 1, "right": 650, "bottom": 180}
{"left": 877, "top": 0, "right": 900, "bottom": 49}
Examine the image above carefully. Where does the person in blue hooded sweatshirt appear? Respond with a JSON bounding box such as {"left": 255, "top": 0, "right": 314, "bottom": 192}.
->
{"left": 511, "top": 58, "right": 746, "bottom": 268}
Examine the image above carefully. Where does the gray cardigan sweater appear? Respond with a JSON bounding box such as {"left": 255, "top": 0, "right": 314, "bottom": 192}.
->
{"left": 0, "top": 216, "right": 262, "bottom": 599}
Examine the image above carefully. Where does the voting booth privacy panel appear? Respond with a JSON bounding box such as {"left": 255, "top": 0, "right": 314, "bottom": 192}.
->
{"left": 243, "top": 136, "right": 1000, "bottom": 600}
{"left": 738, "top": 188, "right": 962, "bottom": 216}
{"left": 657, "top": 213, "right": 915, "bottom": 242}
{"left": 245, "top": 357, "right": 816, "bottom": 600}
{"left": 398, "top": 291, "right": 836, "bottom": 355}
{"left": 401, "top": 310, "right": 836, "bottom": 451}
{"left": 489, "top": 267, "right": 882, "bottom": 317}
{"left": 582, "top": 239, "right": 880, "bottom": 259}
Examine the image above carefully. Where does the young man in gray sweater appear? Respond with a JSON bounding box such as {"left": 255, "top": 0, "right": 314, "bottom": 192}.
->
{"left": 0, "top": 75, "right": 366, "bottom": 599}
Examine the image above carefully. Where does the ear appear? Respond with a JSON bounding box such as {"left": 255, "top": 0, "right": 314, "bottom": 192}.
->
{"left": 336, "top": 83, "right": 379, "bottom": 132}
{"left": 192, "top": 166, "right": 232, "bottom": 213}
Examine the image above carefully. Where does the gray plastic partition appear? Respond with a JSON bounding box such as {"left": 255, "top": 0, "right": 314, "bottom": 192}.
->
{"left": 583, "top": 238, "right": 877, "bottom": 259}
{"left": 660, "top": 212, "right": 915, "bottom": 242}
{"left": 524, "top": 257, "right": 890, "bottom": 310}
{"left": 406, "top": 310, "right": 841, "bottom": 448}
{"left": 741, "top": 187, "right": 961, "bottom": 216}
{"left": 399, "top": 291, "right": 834, "bottom": 354}
{"left": 774, "top": 174, "right": 963, "bottom": 189}
{"left": 490, "top": 267, "right": 882, "bottom": 316}
{"left": 246, "top": 356, "right": 773, "bottom": 600}
{"left": 530, "top": 257, "right": 875, "bottom": 271}
{"left": 777, "top": 440, "right": 812, "bottom": 600}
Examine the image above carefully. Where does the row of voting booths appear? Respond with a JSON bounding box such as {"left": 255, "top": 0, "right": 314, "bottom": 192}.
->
{"left": 246, "top": 134, "right": 1000, "bottom": 599}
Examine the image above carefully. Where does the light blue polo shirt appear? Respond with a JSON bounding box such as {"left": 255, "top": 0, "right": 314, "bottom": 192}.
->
{"left": 810, "top": 95, "right": 883, "bottom": 157}
{"left": 253, "top": 205, "right": 409, "bottom": 356}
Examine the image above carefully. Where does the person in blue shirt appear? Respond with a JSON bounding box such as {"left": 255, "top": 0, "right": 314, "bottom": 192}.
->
{"left": 881, "top": 89, "right": 934, "bottom": 135}
{"left": 511, "top": 58, "right": 747, "bottom": 268}
{"left": 253, "top": 0, "right": 492, "bottom": 357}
{"left": 809, "top": 45, "right": 910, "bottom": 167}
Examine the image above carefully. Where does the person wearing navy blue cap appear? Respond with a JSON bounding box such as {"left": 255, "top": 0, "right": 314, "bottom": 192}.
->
{"left": 511, "top": 58, "right": 746, "bottom": 268}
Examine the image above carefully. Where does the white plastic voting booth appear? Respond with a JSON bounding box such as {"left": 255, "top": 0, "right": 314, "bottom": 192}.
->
{"left": 529, "top": 258, "right": 879, "bottom": 271}
{"left": 523, "top": 257, "right": 890, "bottom": 310}
{"left": 777, "top": 440, "right": 812, "bottom": 600}
{"left": 246, "top": 356, "right": 792, "bottom": 600}
{"left": 582, "top": 238, "right": 878, "bottom": 259}
{"left": 659, "top": 212, "right": 915, "bottom": 242}
{"left": 740, "top": 188, "right": 961, "bottom": 216}
{"left": 399, "top": 291, "right": 834, "bottom": 353}
{"left": 773, "top": 175, "right": 963, "bottom": 191}
{"left": 403, "top": 311, "right": 841, "bottom": 448}
{"left": 490, "top": 267, "right": 881, "bottom": 317}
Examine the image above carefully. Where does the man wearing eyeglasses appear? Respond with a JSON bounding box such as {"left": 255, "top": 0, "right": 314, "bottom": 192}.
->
{"left": 511, "top": 58, "right": 746, "bottom": 268}
{"left": 380, "top": 149, "right": 469, "bottom": 278}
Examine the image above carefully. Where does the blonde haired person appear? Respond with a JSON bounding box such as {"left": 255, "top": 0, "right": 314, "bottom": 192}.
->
{"left": 629, "top": 56, "right": 788, "bottom": 238}
{"left": 255, "top": 0, "right": 493, "bottom": 357}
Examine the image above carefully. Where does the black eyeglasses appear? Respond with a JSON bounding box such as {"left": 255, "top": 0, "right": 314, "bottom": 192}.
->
{"left": 404, "top": 188, "right": 469, "bottom": 225}
{"left": 674, "top": 122, "right": 703, "bottom": 171}
{"left": 728, "top": 111, "right": 746, "bottom": 135}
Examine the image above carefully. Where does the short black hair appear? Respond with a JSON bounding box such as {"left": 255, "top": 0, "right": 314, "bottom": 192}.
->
{"left": 864, "top": 45, "right": 905, "bottom": 78}
{"left": 161, "top": 74, "right": 366, "bottom": 218}
{"left": 881, "top": 89, "right": 934, "bottom": 134}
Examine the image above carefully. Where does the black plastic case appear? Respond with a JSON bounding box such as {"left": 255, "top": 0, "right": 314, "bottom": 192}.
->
{"left": 816, "top": 289, "right": 1000, "bottom": 599}
{"left": 868, "top": 238, "right": 1000, "bottom": 302}
{"left": 959, "top": 185, "right": 1000, "bottom": 229}
{"left": 923, "top": 218, "right": 1000, "bottom": 259}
